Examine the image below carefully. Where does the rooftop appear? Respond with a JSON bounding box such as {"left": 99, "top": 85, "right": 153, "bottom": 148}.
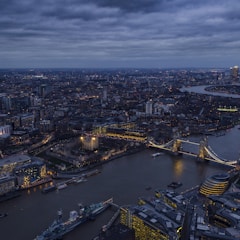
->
{"left": 0, "top": 154, "right": 31, "bottom": 167}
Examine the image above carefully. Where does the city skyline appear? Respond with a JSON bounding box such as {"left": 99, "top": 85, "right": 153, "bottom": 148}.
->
{"left": 1, "top": 0, "right": 240, "bottom": 68}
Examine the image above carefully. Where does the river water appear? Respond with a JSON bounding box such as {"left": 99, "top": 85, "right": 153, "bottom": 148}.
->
{"left": 0, "top": 126, "right": 239, "bottom": 240}
{"left": 180, "top": 85, "right": 240, "bottom": 98}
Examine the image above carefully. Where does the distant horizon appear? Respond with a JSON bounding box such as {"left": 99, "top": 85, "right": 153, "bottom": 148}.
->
{"left": 0, "top": 66, "right": 234, "bottom": 71}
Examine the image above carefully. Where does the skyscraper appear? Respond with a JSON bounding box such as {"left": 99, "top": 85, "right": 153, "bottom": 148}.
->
{"left": 230, "top": 66, "right": 239, "bottom": 80}
{"left": 145, "top": 100, "right": 153, "bottom": 115}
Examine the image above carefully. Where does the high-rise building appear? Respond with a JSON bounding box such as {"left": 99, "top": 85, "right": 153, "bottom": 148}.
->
{"left": 145, "top": 100, "right": 153, "bottom": 115}
{"left": 230, "top": 66, "right": 239, "bottom": 80}
{"left": 0, "top": 94, "right": 12, "bottom": 111}
{"left": 38, "top": 84, "right": 52, "bottom": 97}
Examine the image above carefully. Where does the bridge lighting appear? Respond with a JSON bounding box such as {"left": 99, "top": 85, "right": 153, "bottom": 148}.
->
{"left": 149, "top": 139, "right": 237, "bottom": 167}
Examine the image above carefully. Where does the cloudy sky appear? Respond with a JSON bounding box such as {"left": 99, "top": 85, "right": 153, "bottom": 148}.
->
{"left": 0, "top": 0, "right": 240, "bottom": 68}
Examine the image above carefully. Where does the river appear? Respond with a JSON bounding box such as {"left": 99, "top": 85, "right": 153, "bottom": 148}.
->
{"left": 180, "top": 85, "right": 240, "bottom": 98}
{"left": 0, "top": 126, "right": 239, "bottom": 240}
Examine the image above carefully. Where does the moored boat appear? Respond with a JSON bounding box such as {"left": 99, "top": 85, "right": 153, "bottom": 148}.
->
{"left": 56, "top": 183, "right": 67, "bottom": 190}
{"left": 34, "top": 198, "right": 113, "bottom": 240}
{"left": 167, "top": 181, "right": 182, "bottom": 189}
{"left": 152, "top": 152, "right": 163, "bottom": 157}
{"left": 84, "top": 169, "right": 101, "bottom": 177}
{"left": 41, "top": 185, "right": 57, "bottom": 194}
{"left": 72, "top": 176, "right": 87, "bottom": 184}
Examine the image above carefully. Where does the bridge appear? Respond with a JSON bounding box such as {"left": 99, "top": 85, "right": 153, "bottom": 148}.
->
{"left": 148, "top": 138, "right": 237, "bottom": 167}
{"left": 93, "top": 124, "right": 238, "bottom": 167}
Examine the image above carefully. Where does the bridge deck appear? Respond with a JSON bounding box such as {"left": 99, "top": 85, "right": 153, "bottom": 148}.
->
{"left": 98, "top": 134, "right": 237, "bottom": 167}
{"left": 148, "top": 140, "right": 236, "bottom": 167}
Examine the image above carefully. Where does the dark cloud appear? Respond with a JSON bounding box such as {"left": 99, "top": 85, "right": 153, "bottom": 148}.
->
{"left": 0, "top": 0, "right": 240, "bottom": 68}
{"left": 42, "top": 3, "right": 120, "bottom": 22}
{"left": 89, "top": 0, "right": 159, "bottom": 13}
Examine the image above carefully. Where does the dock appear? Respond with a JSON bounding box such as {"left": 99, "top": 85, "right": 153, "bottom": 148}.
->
{"left": 102, "top": 209, "right": 120, "bottom": 232}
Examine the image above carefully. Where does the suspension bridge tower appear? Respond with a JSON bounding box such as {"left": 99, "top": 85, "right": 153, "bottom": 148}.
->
{"left": 172, "top": 131, "right": 182, "bottom": 154}
{"left": 198, "top": 137, "right": 208, "bottom": 160}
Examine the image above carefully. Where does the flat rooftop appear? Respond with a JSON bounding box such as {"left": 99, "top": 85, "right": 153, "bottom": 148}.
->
{"left": 0, "top": 154, "right": 31, "bottom": 167}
